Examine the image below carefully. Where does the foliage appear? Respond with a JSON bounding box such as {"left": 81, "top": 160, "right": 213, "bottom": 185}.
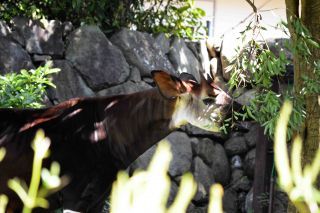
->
{"left": 274, "top": 101, "right": 320, "bottom": 212}
{"left": 132, "top": 0, "right": 206, "bottom": 40}
{"left": 0, "top": 195, "right": 8, "bottom": 213}
{"left": 225, "top": 15, "right": 319, "bottom": 139}
{"left": 110, "top": 141, "right": 224, "bottom": 213}
{"left": 0, "top": 61, "right": 59, "bottom": 108}
{"left": 0, "top": 0, "right": 206, "bottom": 40}
{"left": 0, "top": 130, "right": 66, "bottom": 213}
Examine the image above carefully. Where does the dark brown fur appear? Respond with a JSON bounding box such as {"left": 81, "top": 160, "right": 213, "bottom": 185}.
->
{"left": 0, "top": 88, "right": 176, "bottom": 212}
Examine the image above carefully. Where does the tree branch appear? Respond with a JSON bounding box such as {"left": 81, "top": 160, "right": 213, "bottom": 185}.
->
{"left": 245, "top": 0, "right": 257, "bottom": 13}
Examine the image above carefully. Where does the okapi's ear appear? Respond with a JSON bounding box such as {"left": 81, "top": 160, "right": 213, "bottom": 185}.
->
{"left": 151, "top": 70, "right": 187, "bottom": 99}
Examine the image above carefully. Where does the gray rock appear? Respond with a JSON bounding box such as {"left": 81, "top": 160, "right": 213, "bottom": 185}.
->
{"left": 234, "top": 121, "right": 255, "bottom": 132}
{"left": 231, "top": 176, "right": 251, "bottom": 192}
{"left": 186, "top": 203, "right": 197, "bottom": 213}
{"left": 223, "top": 188, "right": 238, "bottom": 213}
{"left": 206, "top": 38, "right": 218, "bottom": 58}
{"left": 231, "top": 155, "right": 243, "bottom": 170}
{"left": 46, "top": 60, "right": 94, "bottom": 103}
{"left": 62, "top": 21, "right": 73, "bottom": 37}
{"left": 244, "top": 123, "right": 260, "bottom": 147}
{"left": 192, "top": 138, "right": 215, "bottom": 165}
{"left": 66, "top": 25, "right": 130, "bottom": 90}
{"left": 238, "top": 192, "right": 247, "bottom": 213}
{"left": 32, "top": 54, "right": 52, "bottom": 62}
{"left": 234, "top": 89, "right": 257, "bottom": 106}
{"left": 192, "top": 156, "right": 215, "bottom": 202}
{"left": 129, "top": 131, "right": 192, "bottom": 178}
{"left": 243, "top": 148, "right": 256, "bottom": 178}
{"left": 128, "top": 66, "right": 142, "bottom": 82}
{"left": 232, "top": 87, "right": 247, "bottom": 98}
{"left": 97, "top": 81, "right": 152, "bottom": 97}
{"left": 154, "top": 33, "right": 170, "bottom": 54}
{"left": 168, "top": 37, "right": 201, "bottom": 82}
{"left": 110, "top": 28, "right": 174, "bottom": 77}
{"left": 210, "top": 58, "right": 219, "bottom": 78}
{"left": 142, "top": 77, "right": 154, "bottom": 85}
{"left": 167, "top": 181, "right": 178, "bottom": 207}
{"left": 12, "top": 17, "right": 64, "bottom": 56}
{"left": 166, "top": 132, "right": 193, "bottom": 177}
{"left": 0, "top": 21, "right": 11, "bottom": 38}
{"left": 188, "top": 206, "right": 208, "bottom": 213}
{"left": 0, "top": 37, "right": 34, "bottom": 74}
{"left": 181, "top": 124, "right": 226, "bottom": 140}
{"left": 224, "top": 136, "right": 248, "bottom": 156}
{"left": 198, "top": 40, "right": 211, "bottom": 78}
{"left": 129, "top": 144, "right": 157, "bottom": 172}
{"left": 210, "top": 142, "right": 230, "bottom": 186}
{"left": 192, "top": 138, "right": 230, "bottom": 186}
{"left": 186, "top": 42, "right": 199, "bottom": 58}
{"left": 231, "top": 169, "right": 244, "bottom": 183}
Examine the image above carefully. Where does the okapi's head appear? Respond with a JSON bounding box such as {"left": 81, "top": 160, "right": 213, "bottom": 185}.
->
{"left": 152, "top": 70, "right": 232, "bottom": 132}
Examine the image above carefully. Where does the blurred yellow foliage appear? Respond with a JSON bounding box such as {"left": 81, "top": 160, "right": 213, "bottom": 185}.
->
{"left": 110, "top": 140, "right": 224, "bottom": 213}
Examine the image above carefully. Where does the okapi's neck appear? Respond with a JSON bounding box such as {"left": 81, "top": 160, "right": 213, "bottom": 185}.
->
{"left": 103, "top": 88, "right": 177, "bottom": 169}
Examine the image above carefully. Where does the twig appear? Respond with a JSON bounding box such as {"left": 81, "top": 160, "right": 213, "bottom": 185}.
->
{"left": 245, "top": 0, "right": 257, "bottom": 13}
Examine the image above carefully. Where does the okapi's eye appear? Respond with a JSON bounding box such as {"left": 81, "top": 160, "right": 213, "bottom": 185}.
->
{"left": 202, "top": 97, "right": 215, "bottom": 105}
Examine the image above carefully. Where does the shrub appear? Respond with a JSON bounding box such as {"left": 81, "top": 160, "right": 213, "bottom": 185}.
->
{"left": 225, "top": 16, "right": 319, "bottom": 139}
{"left": 0, "top": 61, "right": 59, "bottom": 108}
{"left": 0, "top": 0, "right": 206, "bottom": 40}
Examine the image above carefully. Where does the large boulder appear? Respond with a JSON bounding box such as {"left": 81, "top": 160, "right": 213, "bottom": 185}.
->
{"left": 47, "top": 60, "right": 94, "bottom": 103}
{"left": 231, "top": 176, "right": 251, "bottom": 192}
{"left": 0, "top": 37, "right": 34, "bottom": 74}
{"left": 234, "top": 89, "right": 257, "bottom": 106}
{"left": 129, "top": 131, "right": 192, "bottom": 177}
{"left": 66, "top": 25, "right": 130, "bottom": 90}
{"left": 0, "top": 21, "right": 11, "bottom": 38}
{"left": 168, "top": 37, "right": 202, "bottom": 82}
{"left": 166, "top": 132, "right": 193, "bottom": 177}
{"left": 209, "top": 142, "right": 230, "bottom": 186}
{"left": 97, "top": 81, "right": 152, "bottom": 97}
{"left": 192, "top": 138, "right": 230, "bottom": 186}
{"left": 223, "top": 188, "right": 238, "bottom": 213}
{"left": 243, "top": 148, "right": 256, "bottom": 178}
{"left": 192, "top": 156, "right": 215, "bottom": 202}
{"left": 11, "top": 17, "right": 64, "bottom": 56}
{"left": 244, "top": 123, "right": 260, "bottom": 148}
{"left": 128, "top": 144, "right": 157, "bottom": 172}
{"left": 224, "top": 136, "right": 249, "bottom": 156}
{"left": 154, "top": 33, "right": 171, "bottom": 54}
{"left": 110, "top": 28, "right": 174, "bottom": 77}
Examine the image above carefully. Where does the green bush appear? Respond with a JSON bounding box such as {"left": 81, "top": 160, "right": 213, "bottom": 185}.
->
{"left": 0, "top": 0, "right": 206, "bottom": 40}
{"left": 132, "top": 0, "right": 206, "bottom": 40}
{"left": 225, "top": 16, "right": 319, "bottom": 139}
{"left": 0, "top": 61, "right": 59, "bottom": 108}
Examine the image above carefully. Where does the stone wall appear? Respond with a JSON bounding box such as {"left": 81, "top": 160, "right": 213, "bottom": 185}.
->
{"left": 0, "top": 18, "right": 287, "bottom": 213}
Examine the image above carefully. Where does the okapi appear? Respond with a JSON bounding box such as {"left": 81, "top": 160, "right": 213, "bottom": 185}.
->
{"left": 0, "top": 70, "right": 231, "bottom": 212}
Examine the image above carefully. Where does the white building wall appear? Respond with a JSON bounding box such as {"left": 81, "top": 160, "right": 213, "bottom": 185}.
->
{"left": 195, "top": 0, "right": 287, "bottom": 39}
